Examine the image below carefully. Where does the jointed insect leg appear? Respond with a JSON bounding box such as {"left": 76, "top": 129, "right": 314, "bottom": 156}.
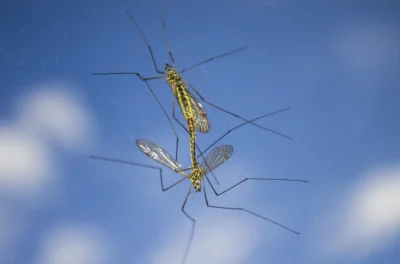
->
{"left": 126, "top": 10, "right": 165, "bottom": 74}
{"left": 205, "top": 175, "right": 308, "bottom": 197}
{"left": 139, "top": 79, "right": 180, "bottom": 164}
{"left": 198, "top": 107, "right": 291, "bottom": 158}
{"left": 92, "top": 71, "right": 163, "bottom": 81}
{"left": 172, "top": 95, "right": 188, "bottom": 133}
{"left": 91, "top": 71, "right": 181, "bottom": 166}
{"left": 183, "top": 79, "right": 292, "bottom": 140}
{"left": 181, "top": 186, "right": 196, "bottom": 264}
{"left": 93, "top": 8, "right": 180, "bottom": 146}
{"left": 171, "top": 97, "right": 180, "bottom": 161}
{"left": 132, "top": 0, "right": 247, "bottom": 73}
{"left": 180, "top": 46, "right": 249, "bottom": 73}
{"left": 88, "top": 155, "right": 187, "bottom": 192}
{"left": 202, "top": 179, "right": 300, "bottom": 234}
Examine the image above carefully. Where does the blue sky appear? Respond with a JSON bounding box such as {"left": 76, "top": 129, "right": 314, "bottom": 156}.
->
{"left": 1, "top": 0, "right": 400, "bottom": 263}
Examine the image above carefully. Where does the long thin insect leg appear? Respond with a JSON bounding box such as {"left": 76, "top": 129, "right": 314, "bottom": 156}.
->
{"left": 138, "top": 79, "right": 180, "bottom": 159}
{"left": 184, "top": 79, "right": 292, "bottom": 140}
{"left": 172, "top": 100, "right": 188, "bottom": 133}
{"left": 171, "top": 104, "right": 221, "bottom": 185}
{"left": 126, "top": 11, "right": 165, "bottom": 74}
{"left": 95, "top": 73, "right": 180, "bottom": 160}
{"left": 181, "top": 166, "right": 195, "bottom": 172}
{"left": 180, "top": 186, "right": 196, "bottom": 264}
{"left": 92, "top": 72, "right": 164, "bottom": 81}
{"left": 203, "top": 179, "right": 300, "bottom": 234}
{"left": 205, "top": 175, "right": 308, "bottom": 197}
{"left": 171, "top": 97, "right": 179, "bottom": 161}
{"left": 180, "top": 46, "right": 249, "bottom": 73}
{"left": 92, "top": 75, "right": 178, "bottom": 158}
{"left": 156, "top": 0, "right": 177, "bottom": 68}
{"left": 88, "top": 155, "right": 188, "bottom": 191}
{"left": 198, "top": 107, "right": 290, "bottom": 158}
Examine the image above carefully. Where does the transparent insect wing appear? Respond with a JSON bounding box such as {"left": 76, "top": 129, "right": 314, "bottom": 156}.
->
{"left": 136, "top": 139, "right": 183, "bottom": 173}
{"left": 189, "top": 92, "right": 211, "bottom": 133}
{"left": 182, "top": 81, "right": 211, "bottom": 133}
{"left": 201, "top": 145, "right": 233, "bottom": 175}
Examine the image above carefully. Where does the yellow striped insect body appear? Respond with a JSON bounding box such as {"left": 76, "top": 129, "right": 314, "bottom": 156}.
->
{"left": 92, "top": 1, "right": 292, "bottom": 166}
{"left": 165, "top": 62, "right": 206, "bottom": 168}
{"left": 189, "top": 167, "right": 203, "bottom": 191}
{"left": 165, "top": 63, "right": 210, "bottom": 133}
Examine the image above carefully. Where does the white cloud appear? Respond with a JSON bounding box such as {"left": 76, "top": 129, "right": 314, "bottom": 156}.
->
{"left": 0, "top": 127, "right": 52, "bottom": 193}
{"left": 336, "top": 24, "right": 400, "bottom": 72}
{"left": 16, "top": 83, "right": 91, "bottom": 149}
{"left": 0, "top": 203, "right": 28, "bottom": 264}
{"left": 0, "top": 83, "right": 103, "bottom": 264}
{"left": 0, "top": 82, "right": 95, "bottom": 262}
{"left": 36, "top": 225, "right": 110, "bottom": 264}
{"left": 148, "top": 214, "right": 262, "bottom": 264}
{"left": 321, "top": 163, "right": 400, "bottom": 261}
{"left": 0, "top": 82, "right": 92, "bottom": 196}
{"left": 188, "top": 217, "right": 260, "bottom": 264}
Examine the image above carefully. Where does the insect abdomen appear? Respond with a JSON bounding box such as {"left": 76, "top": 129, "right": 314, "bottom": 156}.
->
{"left": 176, "top": 83, "right": 194, "bottom": 120}
{"left": 167, "top": 70, "right": 199, "bottom": 168}
{"left": 190, "top": 170, "right": 202, "bottom": 191}
{"left": 167, "top": 70, "right": 194, "bottom": 120}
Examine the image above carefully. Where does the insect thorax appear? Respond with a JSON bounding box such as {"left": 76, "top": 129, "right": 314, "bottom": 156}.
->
{"left": 189, "top": 168, "right": 203, "bottom": 192}
{"left": 166, "top": 68, "right": 181, "bottom": 86}
{"left": 166, "top": 69, "right": 194, "bottom": 120}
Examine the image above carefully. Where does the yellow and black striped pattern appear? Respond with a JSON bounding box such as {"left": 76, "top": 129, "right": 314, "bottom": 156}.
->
{"left": 166, "top": 64, "right": 199, "bottom": 168}
{"left": 189, "top": 168, "right": 203, "bottom": 191}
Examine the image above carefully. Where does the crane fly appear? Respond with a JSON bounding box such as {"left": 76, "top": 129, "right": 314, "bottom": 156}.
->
{"left": 89, "top": 139, "right": 308, "bottom": 264}
{"left": 92, "top": 0, "right": 292, "bottom": 170}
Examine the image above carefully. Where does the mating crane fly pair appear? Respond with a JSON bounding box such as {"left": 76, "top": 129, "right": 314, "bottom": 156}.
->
{"left": 92, "top": 8, "right": 292, "bottom": 170}
{"left": 91, "top": 0, "right": 308, "bottom": 263}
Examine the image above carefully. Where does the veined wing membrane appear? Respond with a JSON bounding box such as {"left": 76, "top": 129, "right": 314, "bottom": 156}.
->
{"left": 201, "top": 145, "right": 233, "bottom": 175}
{"left": 136, "top": 139, "right": 184, "bottom": 173}
{"left": 183, "top": 80, "right": 211, "bottom": 133}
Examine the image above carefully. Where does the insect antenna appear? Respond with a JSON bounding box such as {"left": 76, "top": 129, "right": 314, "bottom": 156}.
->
{"left": 157, "top": 0, "right": 177, "bottom": 68}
